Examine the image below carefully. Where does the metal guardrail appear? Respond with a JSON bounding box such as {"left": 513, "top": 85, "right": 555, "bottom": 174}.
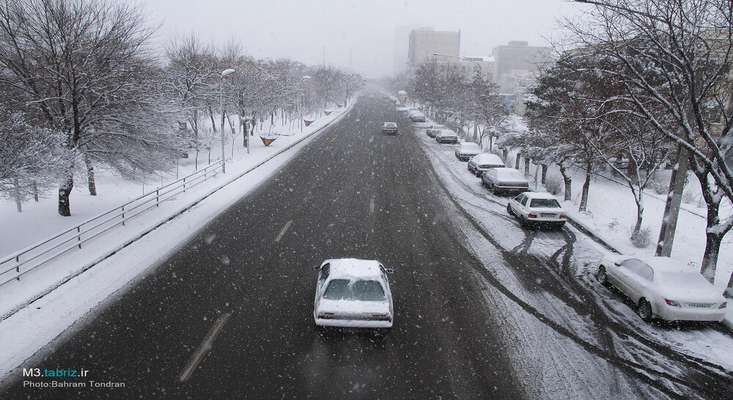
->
{"left": 0, "top": 160, "right": 223, "bottom": 287}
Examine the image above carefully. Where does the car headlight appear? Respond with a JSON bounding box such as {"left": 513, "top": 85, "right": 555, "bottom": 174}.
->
{"left": 664, "top": 299, "right": 681, "bottom": 307}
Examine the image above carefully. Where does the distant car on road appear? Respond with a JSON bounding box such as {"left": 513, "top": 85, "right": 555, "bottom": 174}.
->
{"left": 435, "top": 130, "right": 459, "bottom": 144}
{"left": 507, "top": 192, "right": 567, "bottom": 229}
{"left": 596, "top": 257, "right": 727, "bottom": 323}
{"left": 313, "top": 258, "right": 394, "bottom": 331}
{"left": 408, "top": 110, "right": 426, "bottom": 122}
{"left": 382, "top": 122, "right": 398, "bottom": 135}
{"left": 455, "top": 142, "right": 482, "bottom": 161}
{"left": 467, "top": 153, "right": 505, "bottom": 177}
{"left": 481, "top": 167, "right": 529, "bottom": 195}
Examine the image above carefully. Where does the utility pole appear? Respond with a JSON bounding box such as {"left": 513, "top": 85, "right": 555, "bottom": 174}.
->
{"left": 655, "top": 145, "right": 689, "bottom": 257}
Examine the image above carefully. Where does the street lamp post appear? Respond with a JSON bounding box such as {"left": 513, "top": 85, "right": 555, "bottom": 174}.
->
{"left": 219, "top": 68, "right": 235, "bottom": 173}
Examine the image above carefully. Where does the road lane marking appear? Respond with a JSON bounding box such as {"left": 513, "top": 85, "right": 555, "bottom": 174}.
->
{"left": 275, "top": 220, "right": 293, "bottom": 243}
{"left": 179, "top": 312, "right": 231, "bottom": 382}
{"left": 369, "top": 197, "right": 375, "bottom": 215}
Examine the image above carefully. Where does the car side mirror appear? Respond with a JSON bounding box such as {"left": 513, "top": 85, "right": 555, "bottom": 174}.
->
{"left": 313, "top": 265, "right": 320, "bottom": 271}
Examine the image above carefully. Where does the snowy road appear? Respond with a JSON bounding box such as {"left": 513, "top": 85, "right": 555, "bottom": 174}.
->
{"left": 1, "top": 93, "right": 731, "bottom": 399}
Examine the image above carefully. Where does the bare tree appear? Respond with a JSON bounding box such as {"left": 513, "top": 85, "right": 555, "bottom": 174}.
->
{"left": 0, "top": 0, "right": 181, "bottom": 216}
{"left": 568, "top": 0, "right": 733, "bottom": 283}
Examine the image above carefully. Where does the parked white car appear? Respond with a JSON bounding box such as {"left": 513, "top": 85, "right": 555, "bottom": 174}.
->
{"left": 507, "top": 192, "right": 567, "bottom": 229}
{"left": 313, "top": 258, "right": 394, "bottom": 330}
{"left": 435, "top": 130, "right": 459, "bottom": 144}
{"left": 467, "top": 153, "right": 505, "bottom": 176}
{"left": 455, "top": 142, "right": 482, "bottom": 161}
{"left": 481, "top": 167, "right": 529, "bottom": 195}
{"left": 596, "top": 256, "right": 727, "bottom": 322}
{"left": 408, "top": 110, "right": 426, "bottom": 122}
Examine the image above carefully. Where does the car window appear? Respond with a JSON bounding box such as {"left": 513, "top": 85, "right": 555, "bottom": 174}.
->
{"left": 529, "top": 198, "right": 561, "bottom": 208}
{"left": 322, "top": 279, "right": 350, "bottom": 300}
{"left": 352, "top": 280, "right": 386, "bottom": 301}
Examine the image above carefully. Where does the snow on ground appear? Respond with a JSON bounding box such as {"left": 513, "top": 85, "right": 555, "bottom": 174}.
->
{"left": 0, "top": 102, "right": 355, "bottom": 381}
{"left": 411, "top": 117, "right": 733, "bottom": 399}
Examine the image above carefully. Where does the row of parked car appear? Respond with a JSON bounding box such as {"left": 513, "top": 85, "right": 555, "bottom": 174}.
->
{"left": 410, "top": 116, "right": 727, "bottom": 324}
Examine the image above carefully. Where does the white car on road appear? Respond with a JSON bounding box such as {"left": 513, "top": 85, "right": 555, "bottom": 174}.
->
{"left": 596, "top": 256, "right": 727, "bottom": 322}
{"left": 313, "top": 258, "right": 394, "bottom": 330}
{"left": 507, "top": 192, "right": 567, "bottom": 229}
{"left": 455, "top": 142, "right": 482, "bottom": 161}
{"left": 467, "top": 153, "right": 505, "bottom": 176}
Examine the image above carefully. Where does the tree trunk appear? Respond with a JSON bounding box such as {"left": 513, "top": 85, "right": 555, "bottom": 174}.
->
{"left": 489, "top": 136, "right": 494, "bottom": 152}
{"left": 524, "top": 156, "right": 530, "bottom": 176}
{"left": 656, "top": 146, "right": 689, "bottom": 257}
{"left": 514, "top": 153, "right": 521, "bottom": 169}
{"left": 700, "top": 231, "right": 722, "bottom": 283}
{"left": 579, "top": 161, "right": 592, "bottom": 212}
{"left": 84, "top": 154, "right": 97, "bottom": 196}
{"left": 632, "top": 195, "right": 644, "bottom": 235}
{"left": 502, "top": 148, "right": 509, "bottom": 163}
{"left": 559, "top": 165, "right": 572, "bottom": 201}
{"left": 541, "top": 164, "right": 548, "bottom": 184}
{"left": 208, "top": 105, "right": 217, "bottom": 133}
{"left": 13, "top": 177, "right": 22, "bottom": 212}
{"left": 58, "top": 173, "right": 74, "bottom": 216}
{"left": 32, "top": 180, "right": 38, "bottom": 202}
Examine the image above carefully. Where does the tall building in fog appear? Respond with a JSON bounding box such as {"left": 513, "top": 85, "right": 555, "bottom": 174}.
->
{"left": 492, "top": 40, "right": 552, "bottom": 94}
{"left": 408, "top": 28, "right": 460, "bottom": 66}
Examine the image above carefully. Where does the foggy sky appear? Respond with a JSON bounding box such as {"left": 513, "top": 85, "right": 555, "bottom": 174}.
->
{"left": 134, "top": 0, "right": 583, "bottom": 78}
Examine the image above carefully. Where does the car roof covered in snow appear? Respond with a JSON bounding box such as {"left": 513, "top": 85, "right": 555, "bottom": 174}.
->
{"left": 438, "top": 130, "right": 457, "bottom": 137}
{"left": 322, "top": 258, "right": 384, "bottom": 280}
{"left": 491, "top": 167, "right": 526, "bottom": 180}
{"left": 459, "top": 142, "right": 481, "bottom": 150}
{"left": 525, "top": 191, "right": 558, "bottom": 200}
{"left": 471, "top": 153, "right": 504, "bottom": 164}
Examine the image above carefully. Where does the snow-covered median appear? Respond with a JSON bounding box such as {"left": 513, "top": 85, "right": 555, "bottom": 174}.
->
{"left": 0, "top": 101, "right": 354, "bottom": 381}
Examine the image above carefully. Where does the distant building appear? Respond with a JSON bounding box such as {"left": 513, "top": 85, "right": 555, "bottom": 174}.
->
{"left": 492, "top": 41, "right": 552, "bottom": 94}
{"left": 408, "top": 28, "right": 461, "bottom": 66}
{"left": 432, "top": 54, "right": 495, "bottom": 83}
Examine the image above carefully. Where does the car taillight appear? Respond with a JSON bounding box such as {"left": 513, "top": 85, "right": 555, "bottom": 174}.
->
{"left": 527, "top": 213, "right": 538, "bottom": 219}
{"left": 559, "top": 213, "right": 567, "bottom": 219}
{"left": 664, "top": 299, "right": 681, "bottom": 307}
{"left": 720, "top": 302, "right": 727, "bottom": 309}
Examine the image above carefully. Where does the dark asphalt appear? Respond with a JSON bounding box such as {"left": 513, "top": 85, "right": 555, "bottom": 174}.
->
{"left": 1, "top": 93, "right": 527, "bottom": 399}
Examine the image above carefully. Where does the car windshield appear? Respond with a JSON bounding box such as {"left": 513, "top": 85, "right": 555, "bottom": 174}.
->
{"left": 323, "top": 279, "right": 386, "bottom": 301}
{"left": 529, "top": 198, "right": 561, "bottom": 208}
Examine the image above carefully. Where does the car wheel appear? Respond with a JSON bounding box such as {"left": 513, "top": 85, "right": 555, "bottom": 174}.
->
{"left": 637, "top": 299, "right": 653, "bottom": 322}
{"left": 596, "top": 266, "right": 609, "bottom": 286}
{"left": 506, "top": 203, "right": 514, "bottom": 216}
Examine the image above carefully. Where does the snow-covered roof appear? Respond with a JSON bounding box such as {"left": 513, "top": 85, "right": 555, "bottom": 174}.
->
{"left": 459, "top": 142, "right": 481, "bottom": 151}
{"left": 438, "top": 130, "right": 457, "bottom": 137}
{"left": 471, "top": 153, "right": 503, "bottom": 165}
{"left": 324, "top": 258, "right": 383, "bottom": 280}
{"left": 525, "top": 191, "right": 559, "bottom": 200}
{"left": 493, "top": 168, "right": 526, "bottom": 181}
